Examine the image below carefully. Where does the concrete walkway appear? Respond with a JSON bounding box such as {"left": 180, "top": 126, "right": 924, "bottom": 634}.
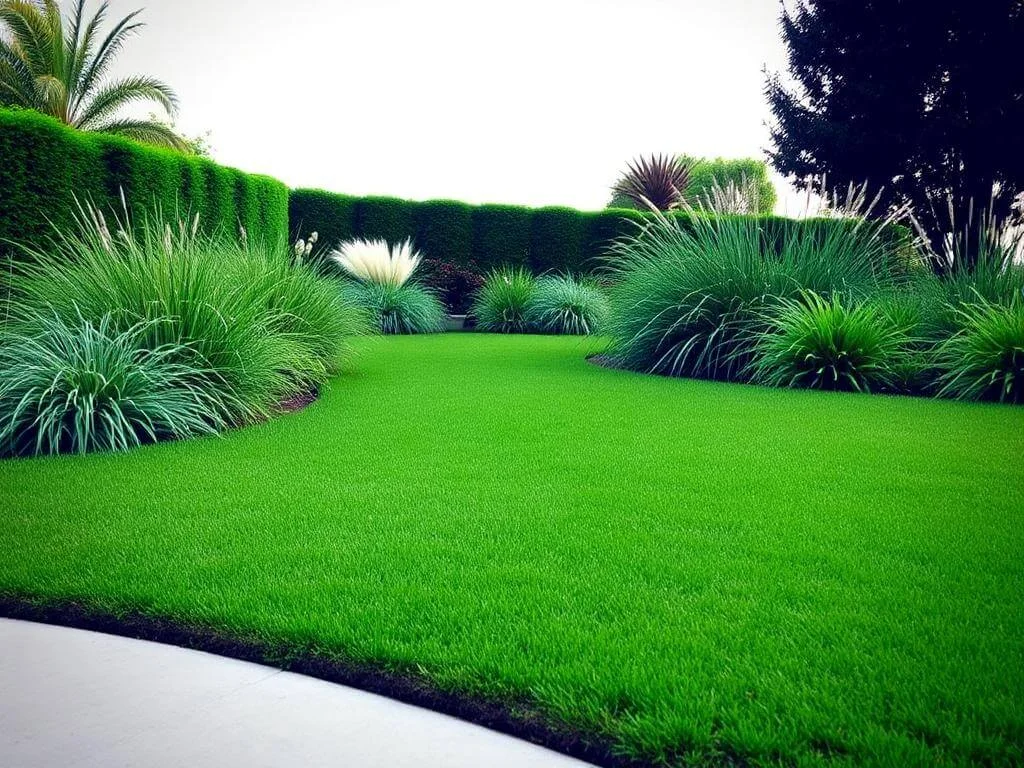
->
{"left": 0, "top": 619, "right": 595, "bottom": 768}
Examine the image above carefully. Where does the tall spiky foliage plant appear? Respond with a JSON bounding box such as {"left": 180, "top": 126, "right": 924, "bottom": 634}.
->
{"left": 604, "top": 193, "right": 904, "bottom": 381}
{"left": 3, "top": 202, "right": 365, "bottom": 440}
{"left": 611, "top": 154, "right": 692, "bottom": 211}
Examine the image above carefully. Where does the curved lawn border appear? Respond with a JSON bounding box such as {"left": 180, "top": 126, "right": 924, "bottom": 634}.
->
{"left": 0, "top": 594, "right": 646, "bottom": 768}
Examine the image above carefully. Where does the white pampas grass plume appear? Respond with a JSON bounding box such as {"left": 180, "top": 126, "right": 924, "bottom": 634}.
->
{"left": 330, "top": 238, "right": 423, "bottom": 286}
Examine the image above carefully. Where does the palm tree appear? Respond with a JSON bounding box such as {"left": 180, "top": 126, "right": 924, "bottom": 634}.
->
{"left": 0, "top": 0, "right": 186, "bottom": 150}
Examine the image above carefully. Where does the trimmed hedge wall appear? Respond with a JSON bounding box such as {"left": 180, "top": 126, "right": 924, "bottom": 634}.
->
{"left": 0, "top": 108, "right": 910, "bottom": 277}
{"left": 0, "top": 108, "right": 288, "bottom": 258}
{"left": 291, "top": 188, "right": 911, "bottom": 275}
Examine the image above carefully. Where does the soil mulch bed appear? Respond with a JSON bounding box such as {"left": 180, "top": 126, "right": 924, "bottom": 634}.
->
{"left": 277, "top": 388, "right": 318, "bottom": 415}
{"left": 587, "top": 353, "right": 624, "bottom": 371}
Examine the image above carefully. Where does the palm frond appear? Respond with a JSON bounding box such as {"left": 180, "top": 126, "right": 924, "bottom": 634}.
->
{"left": 0, "top": 37, "right": 36, "bottom": 104}
{"left": 33, "top": 71, "right": 65, "bottom": 115}
{"left": 75, "top": 75, "right": 177, "bottom": 129}
{"left": 86, "top": 116, "right": 189, "bottom": 151}
{"left": 0, "top": 0, "right": 55, "bottom": 74}
{"left": 66, "top": 0, "right": 96, "bottom": 91}
{"left": 71, "top": 5, "right": 143, "bottom": 113}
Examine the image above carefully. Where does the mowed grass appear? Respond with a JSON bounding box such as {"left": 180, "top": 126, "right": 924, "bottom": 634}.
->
{"left": 2, "top": 334, "right": 1023, "bottom": 766}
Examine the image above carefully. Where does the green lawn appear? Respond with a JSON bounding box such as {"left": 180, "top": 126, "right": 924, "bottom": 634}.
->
{"left": 2, "top": 334, "right": 1023, "bottom": 766}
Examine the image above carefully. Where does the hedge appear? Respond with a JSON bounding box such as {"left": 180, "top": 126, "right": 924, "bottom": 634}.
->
{"left": 0, "top": 107, "right": 288, "bottom": 259}
{"left": 290, "top": 188, "right": 912, "bottom": 275}
{"left": 0, "top": 108, "right": 908, "bottom": 278}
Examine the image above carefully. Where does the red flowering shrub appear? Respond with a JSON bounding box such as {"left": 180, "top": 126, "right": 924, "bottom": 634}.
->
{"left": 420, "top": 259, "right": 485, "bottom": 314}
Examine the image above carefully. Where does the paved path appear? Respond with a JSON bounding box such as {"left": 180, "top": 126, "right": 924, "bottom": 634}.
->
{"left": 0, "top": 618, "right": 595, "bottom": 768}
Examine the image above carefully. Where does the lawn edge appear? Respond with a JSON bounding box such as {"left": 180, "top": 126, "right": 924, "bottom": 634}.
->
{"left": 0, "top": 594, "right": 650, "bottom": 768}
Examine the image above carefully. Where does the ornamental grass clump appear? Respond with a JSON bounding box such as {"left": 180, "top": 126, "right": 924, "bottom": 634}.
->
{"left": 1, "top": 203, "right": 363, "bottom": 455}
{"left": 330, "top": 238, "right": 445, "bottom": 334}
{"left": 936, "top": 296, "right": 1024, "bottom": 404}
{"left": 750, "top": 292, "right": 913, "bottom": 393}
{"left": 604, "top": 194, "right": 903, "bottom": 381}
{"left": 0, "top": 313, "right": 223, "bottom": 457}
{"left": 527, "top": 275, "right": 609, "bottom": 335}
{"left": 471, "top": 267, "right": 537, "bottom": 333}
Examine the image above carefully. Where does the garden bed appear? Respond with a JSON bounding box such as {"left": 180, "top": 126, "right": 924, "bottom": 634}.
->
{"left": 2, "top": 334, "right": 1022, "bottom": 767}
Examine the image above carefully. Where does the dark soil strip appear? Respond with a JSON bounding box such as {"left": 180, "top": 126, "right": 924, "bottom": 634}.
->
{"left": 277, "top": 388, "right": 318, "bottom": 415}
{"left": 0, "top": 595, "right": 644, "bottom": 768}
{"left": 587, "top": 354, "right": 625, "bottom": 371}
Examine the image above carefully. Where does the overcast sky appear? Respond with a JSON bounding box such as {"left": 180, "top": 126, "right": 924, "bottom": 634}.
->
{"left": 98, "top": 0, "right": 799, "bottom": 212}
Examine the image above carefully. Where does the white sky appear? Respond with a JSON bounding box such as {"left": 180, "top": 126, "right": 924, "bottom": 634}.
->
{"left": 97, "top": 0, "right": 801, "bottom": 212}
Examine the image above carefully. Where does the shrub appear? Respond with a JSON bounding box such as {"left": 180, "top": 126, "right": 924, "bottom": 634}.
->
{"left": 472, "top": 267, "right": 537, "bottom": 333}
{"left": 683, "top": 157, "right": 776, "bottom": 214}
{"left": 751, "top": 292, "right": 912, "bottom": 392}
{"left": 527, "top": 275, "right": 609, "bottom": 335}
{"left": 340, "top": 282, "right": 445, "bottom": 335}
{"left": 0, "top": 313, "right": 222, "bottom": 457}
{"left": 5, "top": 204, "right": 361, "bottom": 431}
{"left": 936, "top": 297, "right": 1024, "bottom": 403}
{"left": 420, "top": 259, "right": 485, "bottom": 314}
{"left": 871, "top": 289, "right": 942, "bottom": 394}
{"left": 604, "top": 210, "right": 898, "bottom": 380}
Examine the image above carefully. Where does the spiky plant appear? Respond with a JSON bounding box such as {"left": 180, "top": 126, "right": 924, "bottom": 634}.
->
{"left": 936, "top": 296, "right": 1024, "bottom": 404}
{"left": 527, "top": 275, "right": 609, "bottom": 335}
{"left": 472, "top": 267, "right": 537, "bottom": 333}
{"left": 5, "top": 202, "right": 364, "bottom": 429}
{"left": 751, "top": 292, "right": 912, "bottom": 393}
{"left": 604, "top": 202, "right": 902, "bottom": 381}
{"left": 611, "top": 154, "right": 692, "bottom": 212}
{"left": 0, "top": 0, "right": 185, "bottom": 149}
{"left": 0, "top": 312, "right": 224, "bottom": 456}
{"left": 330, "top": 238, "right": 422, "bottom": 286}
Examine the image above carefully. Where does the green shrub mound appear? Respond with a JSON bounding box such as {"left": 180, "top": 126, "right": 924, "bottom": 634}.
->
{"left": 527, "top": 275, "right": 610, "bottom": 336}
{"left": 472, "top": 267, "right": 537, "bottom": 333}
{"left": 604, "top": 212, "right": 896, "bottom": 381}
{"left": 937, "top": 297, "right": 1024, "bottom": 403}
{"left": 0, "top": 107, "right": 288, "bottom": 262}
{"left": 683, "top": 156, "right": 777, "bottom": 213}
{"left": 751, "top": 292, "right": 912, "bottom": 392}
{"left": 342, "top": 281, "right": 446, "bottom": 335}
{"left": 0, "top": 313, "right": 223, "bottom": 456}
{"left": 1, "top": 207, "right": 363, "bottom": 456}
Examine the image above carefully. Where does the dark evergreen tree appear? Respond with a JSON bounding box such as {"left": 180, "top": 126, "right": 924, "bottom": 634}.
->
{"left": 767, "top": 0, "right": 1024, "bottom": 272}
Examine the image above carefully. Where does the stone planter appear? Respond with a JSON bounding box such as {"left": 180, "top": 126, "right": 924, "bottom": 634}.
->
{"left": 445, "top": 314, "right": 468, "bottom": 331}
